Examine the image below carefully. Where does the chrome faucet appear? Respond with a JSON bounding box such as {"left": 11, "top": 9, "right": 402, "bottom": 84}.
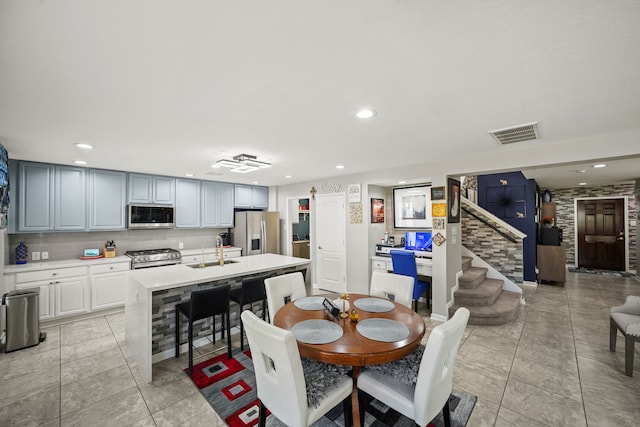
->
{"left": 215, "top": 236, "right": 225, "bottom": 266}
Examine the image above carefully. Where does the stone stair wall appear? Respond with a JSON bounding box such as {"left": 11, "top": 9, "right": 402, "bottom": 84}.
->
{"left": 449, "top": 256, "right": 520, "bottom": 325}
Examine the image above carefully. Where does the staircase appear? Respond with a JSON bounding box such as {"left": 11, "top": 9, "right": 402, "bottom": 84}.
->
{"left": 448, "top": 256, "right": 520, "bottom": 325}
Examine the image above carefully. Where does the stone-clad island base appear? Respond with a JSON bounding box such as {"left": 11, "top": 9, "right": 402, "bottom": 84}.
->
{"left": 125, "top": 253, "right": 311, "bottom": 383}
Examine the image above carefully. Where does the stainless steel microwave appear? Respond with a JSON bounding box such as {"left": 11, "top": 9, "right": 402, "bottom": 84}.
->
{"left": 127, "top": 204, "right": 175, "bottom": 229}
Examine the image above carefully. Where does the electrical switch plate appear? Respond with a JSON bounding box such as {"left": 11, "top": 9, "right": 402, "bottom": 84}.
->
{"left": 178, "top": 242, "right": 184, "bottom": 249}
{"left": 42, "top": 251, "right": 49, "bottom": 260}
{"left": 32, "top": 251, "right": 41, "bottom": 261}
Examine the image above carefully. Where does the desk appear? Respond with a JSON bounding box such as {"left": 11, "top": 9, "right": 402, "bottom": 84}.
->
{"left": 274, "top": 293, "right": 425, "bottom": 427}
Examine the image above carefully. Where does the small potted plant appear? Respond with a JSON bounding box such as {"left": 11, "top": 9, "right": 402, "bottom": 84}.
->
{"left": 542, "top": 216, "right": 554, "bottom": 228}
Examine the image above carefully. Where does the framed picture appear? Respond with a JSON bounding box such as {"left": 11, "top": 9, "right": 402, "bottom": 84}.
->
{"left": 348, "top": 183, "right": 361, "bottom": 203}
{"left": 393, "top": 185, "right": 432, "bottom": 229}
{"left": 371, "top": 198, "right": 385, "bottom": 223}
{"left": 431, "top": 186, "right": 445, "bottom": 200}
{"left": 447, "top": 178, "right": 461, "bottom": 223}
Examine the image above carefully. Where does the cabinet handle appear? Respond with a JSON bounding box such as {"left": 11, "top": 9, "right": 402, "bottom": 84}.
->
{"left": 52, "top": 273, "right": 57, "bottom": 276}
{"left": 110, "top": 266, "right": 114, "bottom": 270}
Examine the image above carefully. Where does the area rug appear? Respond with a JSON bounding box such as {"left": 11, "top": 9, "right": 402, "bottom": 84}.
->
{"left": 568, "top": 267, "right": 636, "bottom": 278}
{"left": 186, "top": 351, "right": 476, "bottom": 427}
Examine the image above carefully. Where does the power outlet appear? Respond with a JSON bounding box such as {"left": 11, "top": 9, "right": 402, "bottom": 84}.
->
{"left": 178, "top": 242, "right": 184, "bottom": 249}
{"left": 32, "top": 251, "right": 41, "bottom": 261}
{"left": 42, "top": 251, "right": 49, "bottom": 260}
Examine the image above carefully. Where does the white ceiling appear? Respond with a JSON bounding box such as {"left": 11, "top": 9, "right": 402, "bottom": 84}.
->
{"left": 1, "top": 1, "right": 640, "bottom": 189}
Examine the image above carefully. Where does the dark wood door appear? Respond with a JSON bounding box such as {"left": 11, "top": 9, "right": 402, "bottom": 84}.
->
{"left": 577, "top": 199, "right": 625, "bottom": 270}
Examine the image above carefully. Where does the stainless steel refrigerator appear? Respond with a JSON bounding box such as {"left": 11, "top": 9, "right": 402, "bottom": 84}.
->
{"left": 233, "top": 211, "right": 280, "bottom": 256}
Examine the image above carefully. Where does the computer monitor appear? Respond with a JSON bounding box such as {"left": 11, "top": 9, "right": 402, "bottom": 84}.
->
{"left": 405, "top": 231, "right": 433, "bottom": 252}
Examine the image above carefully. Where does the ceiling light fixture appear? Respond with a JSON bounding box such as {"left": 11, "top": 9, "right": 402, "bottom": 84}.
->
{"left": 356, "top": 109, "right": 376, "bottom": 119}
{"left": 593, "top": 163, "right": 607, "bottom": 168}
{"left": 73, "top": 160, "right": 87, "bottom": 165}
{"left": 398, "top": 180, "right": 407, "bottom": 184}
{"left": 336, "top": 165, "right": 345, "bottom": 169}
{"left": 212, "top": 153, "right": 271, "bottom": 174}
{"left": 74, "top": 143, "right": 94, "bottom": 149}
{"left": 285, "top": 175, "right": 292, "bottom": 179}
{"left": 578, "top": 182, "right": 587, "bottom": 186}
{"left": 185, "top": 173, "right": 194, "bottom": 177}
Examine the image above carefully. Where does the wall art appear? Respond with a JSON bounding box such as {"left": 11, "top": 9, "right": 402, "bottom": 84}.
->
{"left": 371, "top": 198, "right": 385, "bottom": 223}
{"left": 393, "top": 185, "right": 432, "bottom": 229}
{"left": 447, "top": 178, "right": 461, "bottom": 223}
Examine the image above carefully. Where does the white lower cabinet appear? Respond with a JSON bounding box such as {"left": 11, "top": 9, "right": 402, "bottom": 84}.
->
{"left": 15, "top": 282, "right": 55, "bottom": 321}
{"left": 90, "top": 262, "right": 129, "bottom": 310}
{"left": 54, "top": 277, "right": 90, "bottom": 317}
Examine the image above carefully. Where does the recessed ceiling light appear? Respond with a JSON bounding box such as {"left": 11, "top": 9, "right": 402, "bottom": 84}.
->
{"left": 578, "top": 182, "right": 587, "bottom": 186}
{"left": 356, "top": 109, "right": 376, "bottom": 119}
{"left": 576, "top": 169, "right": 586, "bottom": 174}
{"left": 73, "top": 160, "right": 87, "bottom": 165}
{"left": 336, "top": 165, "right": 345, "bottom": 169}
{"left": 185, "top": 173, "right": 194, "bottom": 177}
{"left": 74, "top": 143, "right": 94, "bottom": 149}
{"left": 398, "top": 181, "right": 407, "bottom": 184}
{"left": 285, "top": 175, "right": 292, "bottom": 179}
{"left": 252, "top": 181, "right": 259, "bottom": 184}
{"left": 211, "top": 164, "right": 222, "bottom": 169}
{"left": 593, "top": 163, "right": 607, "bottom": 168}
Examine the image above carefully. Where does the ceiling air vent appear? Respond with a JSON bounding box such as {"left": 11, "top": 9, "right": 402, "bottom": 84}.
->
{"left": 489, "top": 121, "right": 539, "bottom": 145}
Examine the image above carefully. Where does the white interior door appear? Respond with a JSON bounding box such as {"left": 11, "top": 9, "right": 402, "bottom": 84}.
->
{"left": 315, "top": 193, "right": 346, "bottom": 293}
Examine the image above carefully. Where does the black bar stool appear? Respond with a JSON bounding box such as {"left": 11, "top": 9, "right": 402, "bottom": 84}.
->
{"left": 230, "top": 276, "right": 268, "bottom": 351}
{"left": 175, "top": 285, "right": 232, "bottom": 375}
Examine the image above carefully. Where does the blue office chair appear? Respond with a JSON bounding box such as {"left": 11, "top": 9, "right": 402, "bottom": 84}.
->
{"left": 390, "top": 250, "right": 430, "bottom": 312}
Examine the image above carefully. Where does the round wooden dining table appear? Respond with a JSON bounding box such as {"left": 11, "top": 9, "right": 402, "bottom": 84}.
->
{"left": 273, "top": 293, "right": 426, "bottom": 427}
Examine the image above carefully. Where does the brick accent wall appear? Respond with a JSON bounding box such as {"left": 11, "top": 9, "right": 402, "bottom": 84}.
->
{"left": 552, "top": 183, "right": 637, "bottom": 272}
{"left": 461, "top": 199, "right": 524, "bottom": 284}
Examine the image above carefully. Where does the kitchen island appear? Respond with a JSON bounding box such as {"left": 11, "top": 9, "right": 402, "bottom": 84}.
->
{"left": 125, "top": 253, "right": 310, "bottom": 383}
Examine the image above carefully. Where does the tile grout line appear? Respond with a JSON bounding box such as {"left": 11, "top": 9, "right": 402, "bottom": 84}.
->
{"left": 106, "top": 313, "right": 159, "bottom": 427}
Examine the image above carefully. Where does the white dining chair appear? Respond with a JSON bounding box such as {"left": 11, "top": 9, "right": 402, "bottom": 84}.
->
{"left": 241, "top": 311, "right": 353, "bottom": 427}
{"left": 369, "top": 271, "right": 414, "bottom": 309}
{"left": 357, "top": 307, "right": 470, "bottom": 427}
{"left": 264, "top": 271, "right": 307, "bottom": 323}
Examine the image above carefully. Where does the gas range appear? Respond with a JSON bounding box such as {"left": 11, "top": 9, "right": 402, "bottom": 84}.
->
{"left": 125, "top": 248, "right": 182, "bottom": 269}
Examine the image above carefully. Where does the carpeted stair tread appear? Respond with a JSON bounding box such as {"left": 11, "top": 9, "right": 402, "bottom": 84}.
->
{"left": 458, "top": 267, "right": 488, "bottom": 289}
{"left": 453, "top": 279, "right": 503, "bottom": 306}
{"left": 461, "top": 256, "right": 473, "bottom": 272}
{"left": 449, "top": 291, "right": 520, "bottom": 326}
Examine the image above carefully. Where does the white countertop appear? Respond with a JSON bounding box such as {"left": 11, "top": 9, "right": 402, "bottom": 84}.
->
{"left": 2, "top": 246, "right": 244, "bottom": 274}
{"left": 128, "top": 253, "right": 310, "bottom": 292}
{"left": 3, "top": 256, "right": 131, "bottom": 273}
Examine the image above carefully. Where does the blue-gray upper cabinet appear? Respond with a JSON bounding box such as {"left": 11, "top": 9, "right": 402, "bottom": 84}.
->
{"left": 54, "top": 166, "right": 87, "bottom": 231}
{"left": 202, "top": 182, "right": 234, "bottom": 228}
{"left": 18, "top": 162, "right": 54, "bottom": 231}
{"left": 127, "top": 173, "right": 175, "bottom": 205}
{"left": 234, "top": 184, "right": 268, "bottom": 209}
{"left": 8, "top": 160, "right": 18, "bottom": 234}
{"left": 175, "top": 178, "right": 201, "bottom": 228}
{"left": 18, "top": 162, "right": 86, "bottom": 232}
{"left": 89, "top": 169, "right": 126, "bottom": 230}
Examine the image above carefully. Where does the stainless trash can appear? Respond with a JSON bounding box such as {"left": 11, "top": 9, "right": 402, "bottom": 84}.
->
{"left": 2, "top": 289, "right": 46, "bottom": 352}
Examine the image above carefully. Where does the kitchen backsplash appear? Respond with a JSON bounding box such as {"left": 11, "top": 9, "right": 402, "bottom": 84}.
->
{"left": 7, "top": 228, "right": 229, "bottom": 264}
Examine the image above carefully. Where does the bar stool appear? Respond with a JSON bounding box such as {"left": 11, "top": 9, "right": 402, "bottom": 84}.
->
{"left": 230, "top": 276, "right": 268, "bottom": 351}
{"left": 175, "top": 285, "right": 232, "bottom": 375}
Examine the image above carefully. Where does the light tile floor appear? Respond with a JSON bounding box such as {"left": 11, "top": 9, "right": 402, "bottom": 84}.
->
{"left": 1, "top": 270, "right": 639, "bottom": 426}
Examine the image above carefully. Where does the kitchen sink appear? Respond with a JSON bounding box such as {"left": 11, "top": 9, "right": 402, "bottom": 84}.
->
{"left": 186, "top": 260, "right": 238, "bottom": 268}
